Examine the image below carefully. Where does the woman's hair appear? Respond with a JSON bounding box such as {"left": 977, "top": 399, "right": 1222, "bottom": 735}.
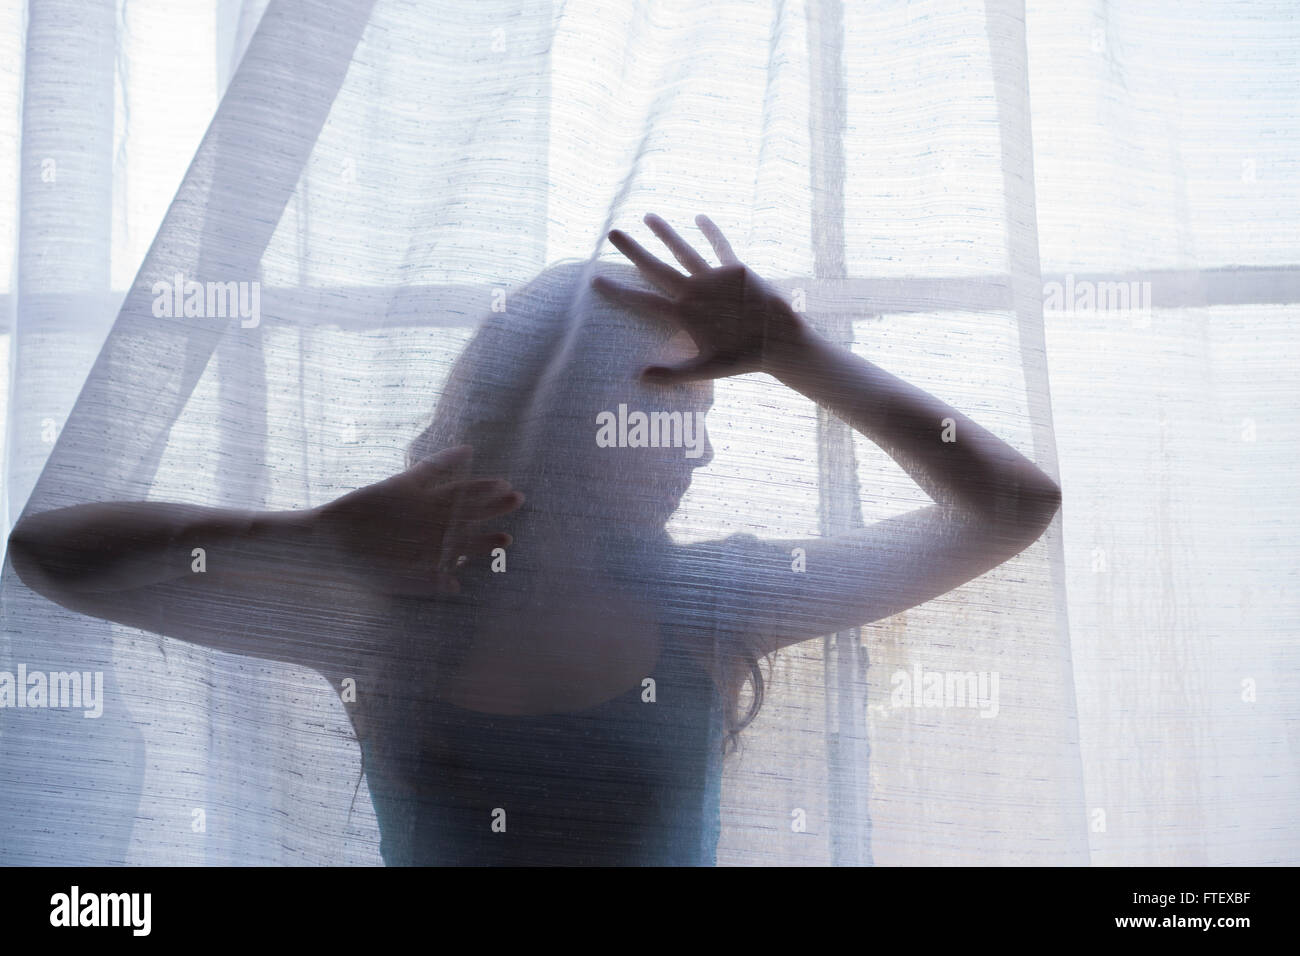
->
{"left": 406, "top": 257, "right": 772, "bottom": 752}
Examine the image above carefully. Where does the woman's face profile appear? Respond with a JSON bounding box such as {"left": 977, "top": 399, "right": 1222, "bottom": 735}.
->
{"left": 584, "top": 328, "right": 715, "bottom": 529}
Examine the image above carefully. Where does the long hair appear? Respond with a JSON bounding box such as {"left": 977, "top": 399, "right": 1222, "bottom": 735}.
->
{"left": 406, "top": 257, "right": 771, "bottom": 751}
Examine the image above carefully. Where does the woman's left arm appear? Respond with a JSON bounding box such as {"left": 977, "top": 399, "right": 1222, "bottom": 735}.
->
{"left": 596, "top": 213, "right": 1060, "bottom": 652}
{"left": 766, "top": 315, "right": 1061, "bottom": 533}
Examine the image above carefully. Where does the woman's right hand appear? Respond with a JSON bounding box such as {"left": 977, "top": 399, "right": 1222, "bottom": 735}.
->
{"left": 312, "top": 445, "right": 523, "bottom": 597}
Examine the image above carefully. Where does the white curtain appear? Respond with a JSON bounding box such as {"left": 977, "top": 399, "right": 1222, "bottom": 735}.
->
{"left": 1, "top": 0, "right": 1294, "bottom": 865}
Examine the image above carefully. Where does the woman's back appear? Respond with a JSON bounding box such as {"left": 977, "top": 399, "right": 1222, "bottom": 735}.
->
{"left": 358, "top": 616, "right": 725, "bottom": 866}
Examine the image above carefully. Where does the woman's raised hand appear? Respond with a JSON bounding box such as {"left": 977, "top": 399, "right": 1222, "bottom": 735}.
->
{"left": 592, "top": 213, "right": 810, "bottom": 384}
{"left": 313, "top": 445, "right": 522, "bottom": 597}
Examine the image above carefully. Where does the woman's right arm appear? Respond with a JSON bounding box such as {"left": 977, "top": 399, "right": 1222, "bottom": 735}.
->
{"left": 6, "top": 445, "right": 523, "bottom": 676}
{"left": 7, "top": 501, "right": 323, "bottom": 595}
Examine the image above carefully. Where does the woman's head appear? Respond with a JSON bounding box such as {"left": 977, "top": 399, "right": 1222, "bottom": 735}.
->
{"left": 407, "top": 257, "right": 765, "bottom": 749}
{"left": 408, "top": 258, "right": 713, "bottom": 531}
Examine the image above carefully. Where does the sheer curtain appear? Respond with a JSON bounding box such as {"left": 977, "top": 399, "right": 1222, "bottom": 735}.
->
{"left": 0, "top": 0, "right": 1293, "bottom": 866}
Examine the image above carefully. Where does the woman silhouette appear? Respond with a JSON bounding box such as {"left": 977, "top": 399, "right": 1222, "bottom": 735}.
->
{"left": 7, "top": 213, "right": 1061, "bottom": 865}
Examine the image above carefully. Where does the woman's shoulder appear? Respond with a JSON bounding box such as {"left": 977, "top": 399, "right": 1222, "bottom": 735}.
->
{"left": 652, "top": 532, "right": 778, "bottom": 667}
{"left": 662, "top": 531, "right": 782, "bottom": 595}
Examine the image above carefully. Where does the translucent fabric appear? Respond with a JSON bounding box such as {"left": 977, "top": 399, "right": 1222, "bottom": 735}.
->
{"left": 1, "top": 0, "right": 1294, "bottom": 866}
